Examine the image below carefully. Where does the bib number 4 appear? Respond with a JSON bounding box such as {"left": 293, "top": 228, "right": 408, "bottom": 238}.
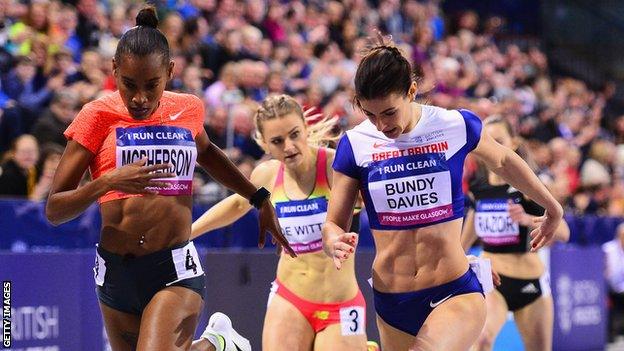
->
{"left": 340, "top": 306, "right": 365, "bottom": 335}
{"left": 185, "top": 249, "right": 198, "bottom": 274}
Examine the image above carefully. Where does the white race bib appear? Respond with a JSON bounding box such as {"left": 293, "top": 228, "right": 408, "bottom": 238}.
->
{"left": 93, "top": 248, "right": 106, "bottom": 287}
{"left": 275, "top": 197, "right": 327, "bottom": 254}
{"left": 168, "top": 242, "right": 204, "bottom": 285}
{"left": 367, "top": 154, "right": 453, "bottom": 226}
{"left": 115, "top": 126, "right": 197, "bottom": 196}
{"left": 340, "top": 306, "right": 365, "bottom": 336}
{"left": 475, "top": 199, "right": 520, "bottom": 245}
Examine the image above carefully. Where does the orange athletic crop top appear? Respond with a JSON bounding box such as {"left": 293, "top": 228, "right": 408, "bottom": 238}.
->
{"left": 64, "top": 91, "right": 204, "bottom": 203}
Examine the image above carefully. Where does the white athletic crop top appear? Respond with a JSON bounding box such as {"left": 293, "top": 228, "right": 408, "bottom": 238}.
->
{"left": 333, "top": 105, "right": 482, "bottom": 230}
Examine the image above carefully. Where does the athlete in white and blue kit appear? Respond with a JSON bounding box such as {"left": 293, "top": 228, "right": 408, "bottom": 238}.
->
{"left": 322, "top": 36, "right": 564, "bottom": 350}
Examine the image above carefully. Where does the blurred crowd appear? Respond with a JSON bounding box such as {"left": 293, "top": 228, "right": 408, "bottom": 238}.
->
{"left": 0, "top": 0, "right": 623, "bottom": 217}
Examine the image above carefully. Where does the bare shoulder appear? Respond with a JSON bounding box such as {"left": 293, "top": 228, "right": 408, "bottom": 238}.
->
{"left": 250, "top": 159, "right": 280, "bottom": 190}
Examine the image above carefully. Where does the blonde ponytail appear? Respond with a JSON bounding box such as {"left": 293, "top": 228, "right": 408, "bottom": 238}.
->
{"left": 305, "top": 114, "right": 340, "bottom": 148}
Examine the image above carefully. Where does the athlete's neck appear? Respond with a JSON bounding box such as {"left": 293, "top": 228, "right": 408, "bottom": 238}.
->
{"left": 402, "top": 103, "right": 421, "bottom": 135}
{"left": 286, "top": 146, "right": 317, "bottom": 182}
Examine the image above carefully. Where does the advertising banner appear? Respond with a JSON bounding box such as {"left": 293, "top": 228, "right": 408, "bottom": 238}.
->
{"left": 0, "top": 252, "right": 104, "bottom": 350}
{"left": 551, "top": 246, "right": 606, "bottom": 351}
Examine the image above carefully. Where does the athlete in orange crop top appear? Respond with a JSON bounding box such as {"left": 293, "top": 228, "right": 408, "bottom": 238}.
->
{"left": 46, "top": 7, "right": 292, "bottom": 351}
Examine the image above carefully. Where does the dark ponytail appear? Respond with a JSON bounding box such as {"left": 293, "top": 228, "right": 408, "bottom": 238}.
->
{"left": 354, "top": 32, "right": 416, "bottom": 101}
{"left": 115, "top": 5, "right": 170, "bottom": 65}
{"left": 135, "top": 6, "right": 159, "bottom": 28}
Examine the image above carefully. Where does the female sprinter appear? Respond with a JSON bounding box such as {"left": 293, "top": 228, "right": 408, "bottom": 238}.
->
{"left": 322, "top": 38, "right": 563, "bottom": 350}
{"left": 46, "top": 7, "right": 293, "bottom": 351}
{"left": 191, "top": 94, "right": 369, "bottom": 351}
{"left": 462, "top": 116, "right": 569, "bottom": 351}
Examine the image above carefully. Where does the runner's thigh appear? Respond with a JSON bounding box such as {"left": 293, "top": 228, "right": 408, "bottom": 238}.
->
{"left": 514, "top": 295, "right": 554, "bottom": 351}
{"left": 376, "top": 315, "right": 416, "bottom": 351}
{"left": 136, "top": 286, "right": 203, "bottom": 351}
{"left": 475, "top": 290, "right": 509, "bottom": 351}
{"left": 313, "top": 321, "right": 367, "bottom": 351}
{"left": 100, "top": 303, "right": 141, "bottom": 351}
{"left": 415, "top": 293, "right": 485, "bottom": 351}
{"left": 263, "top": 293, "right": 315, "bottom": 351}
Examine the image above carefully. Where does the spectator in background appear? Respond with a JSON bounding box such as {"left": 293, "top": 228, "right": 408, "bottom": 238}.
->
{"left": 204, "top": 106, "right": 228, "bottom": 149}
{"left": 75, "top": 0, "right": 101, "bottom": 49}
{"left": 57, "top": 3, "right": 82, "bottom": 62}
{"left": 301, "top": 83, "right": 324, "bottom": 117}
{"left": 239, "top": 25, "right": 263, "bottom": 61}
{"left": 0, "top": 134, "right": 38, "bottom": 198}
{"left": 167, "top": 51, "right": 188, "bottom": 91}
{"left": 30, "top": 142, "right": 63, "bottom": 201}
{"left": 284, "top": 32, "right": 312, "bottom": 93}
{"left": 230, "top": 103, "right": 264, "bottom": 160}
{"left": 262, "top": 2, "right": 286, "bottom": 43}
{"left": 238, "top": 59, "right": 269, "bottom": 101}
{"left": 47, "top": 48, "right": 78, "bottom": 80}
{"left": 66, "top": 49, "right": 104, "bottom": 87}
{"left": 2, "top": 55, "right": 57, "bottom": 120}
{"left": 97, "top": 5, "right": 128, "bottom": 62}
{"left": 603, "top": 223, "right": 624, "bottom": 342}
{"left": 31, "top": 90, "right": 79, "bottom": 147}
{"left": 309, "top": 41, "right": 342, "bottom": 97}
{"left": 204, "top": 61, "right": 241, "bottom": 109}
{"left": 601, "top": 81, "right": 624, "bottom": 131}
{"left": 160, "top": 11, "right": 184, "bottom": 54}
{"left": 202, "top": 28, "right": 244, "bottom": 80}
{"left": 266, "top": 69, "right": 286, "bottom": 95}
{"left": 570, "top": 139, "right": 616, "bottom": 214}
{"left": 7, "top": 1, "right": 52, "bottom": 56}
{"left": 180, "top": 64, "right": 204, "bottom": 98}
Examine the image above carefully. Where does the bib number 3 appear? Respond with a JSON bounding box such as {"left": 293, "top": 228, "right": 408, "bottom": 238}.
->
{"left": 340, "top": 306, "right": 365, "bottom": 335}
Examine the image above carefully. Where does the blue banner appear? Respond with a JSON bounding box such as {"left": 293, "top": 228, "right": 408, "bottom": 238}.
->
{"left": 0, "top": 199, "right": 101, "bottom": 251}
{"left": 551, "top": 246, "right": 607, "bottom": 350}
{"left": 0, "top": 199, "right": 622, "bottom": 250}
{"left": 0, "top": 252, "right": 104, "bottom": 350}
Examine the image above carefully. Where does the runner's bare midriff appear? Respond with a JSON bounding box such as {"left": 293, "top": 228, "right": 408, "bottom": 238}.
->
{"left": 277, "top": 250, "right": 359, "bottom": 303}
{"left": 371, "top": 218, "right": 469, "bottom": 293}
{"left": 99, "top": 195, "right": 193, "bottom": 256}
{"left": 482, "top": 251, "right": 544, "bottom": 279}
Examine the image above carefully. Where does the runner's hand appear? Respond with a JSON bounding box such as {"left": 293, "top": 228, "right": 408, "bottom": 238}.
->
{"left": 325, "top": 232, "right": 358, "bottom": 270}
{"left": 105, "top": 158, "right": 174, "bottom": 194}
{"left": 258, "top": 200, "right": 296, "bottom": 258}
{"left": 529, "top": 205, "right": 563, "bottom": 251}
{"left": 467, "top": 255, "right": 501, "bottom": 286}
{"left": 303, "top": 107, "right": 339, "bottom": 126}
{"left": 302, "top": 106, "right": 322, "bottom": 124}
{"left": 491, "top": 267, "right": 501, "bottom": 286}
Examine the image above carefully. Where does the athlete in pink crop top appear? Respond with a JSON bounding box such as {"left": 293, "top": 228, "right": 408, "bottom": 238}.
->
{"left": 191, "top": 95, "right": 372, "bottom": 351}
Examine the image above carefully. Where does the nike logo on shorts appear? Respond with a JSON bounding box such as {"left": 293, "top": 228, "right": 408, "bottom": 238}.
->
{"left": 169, "top": 110, "right": 184, "bottom": 120}
{"left": 429, "top": 294, "right": 453, "bottom": 308}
